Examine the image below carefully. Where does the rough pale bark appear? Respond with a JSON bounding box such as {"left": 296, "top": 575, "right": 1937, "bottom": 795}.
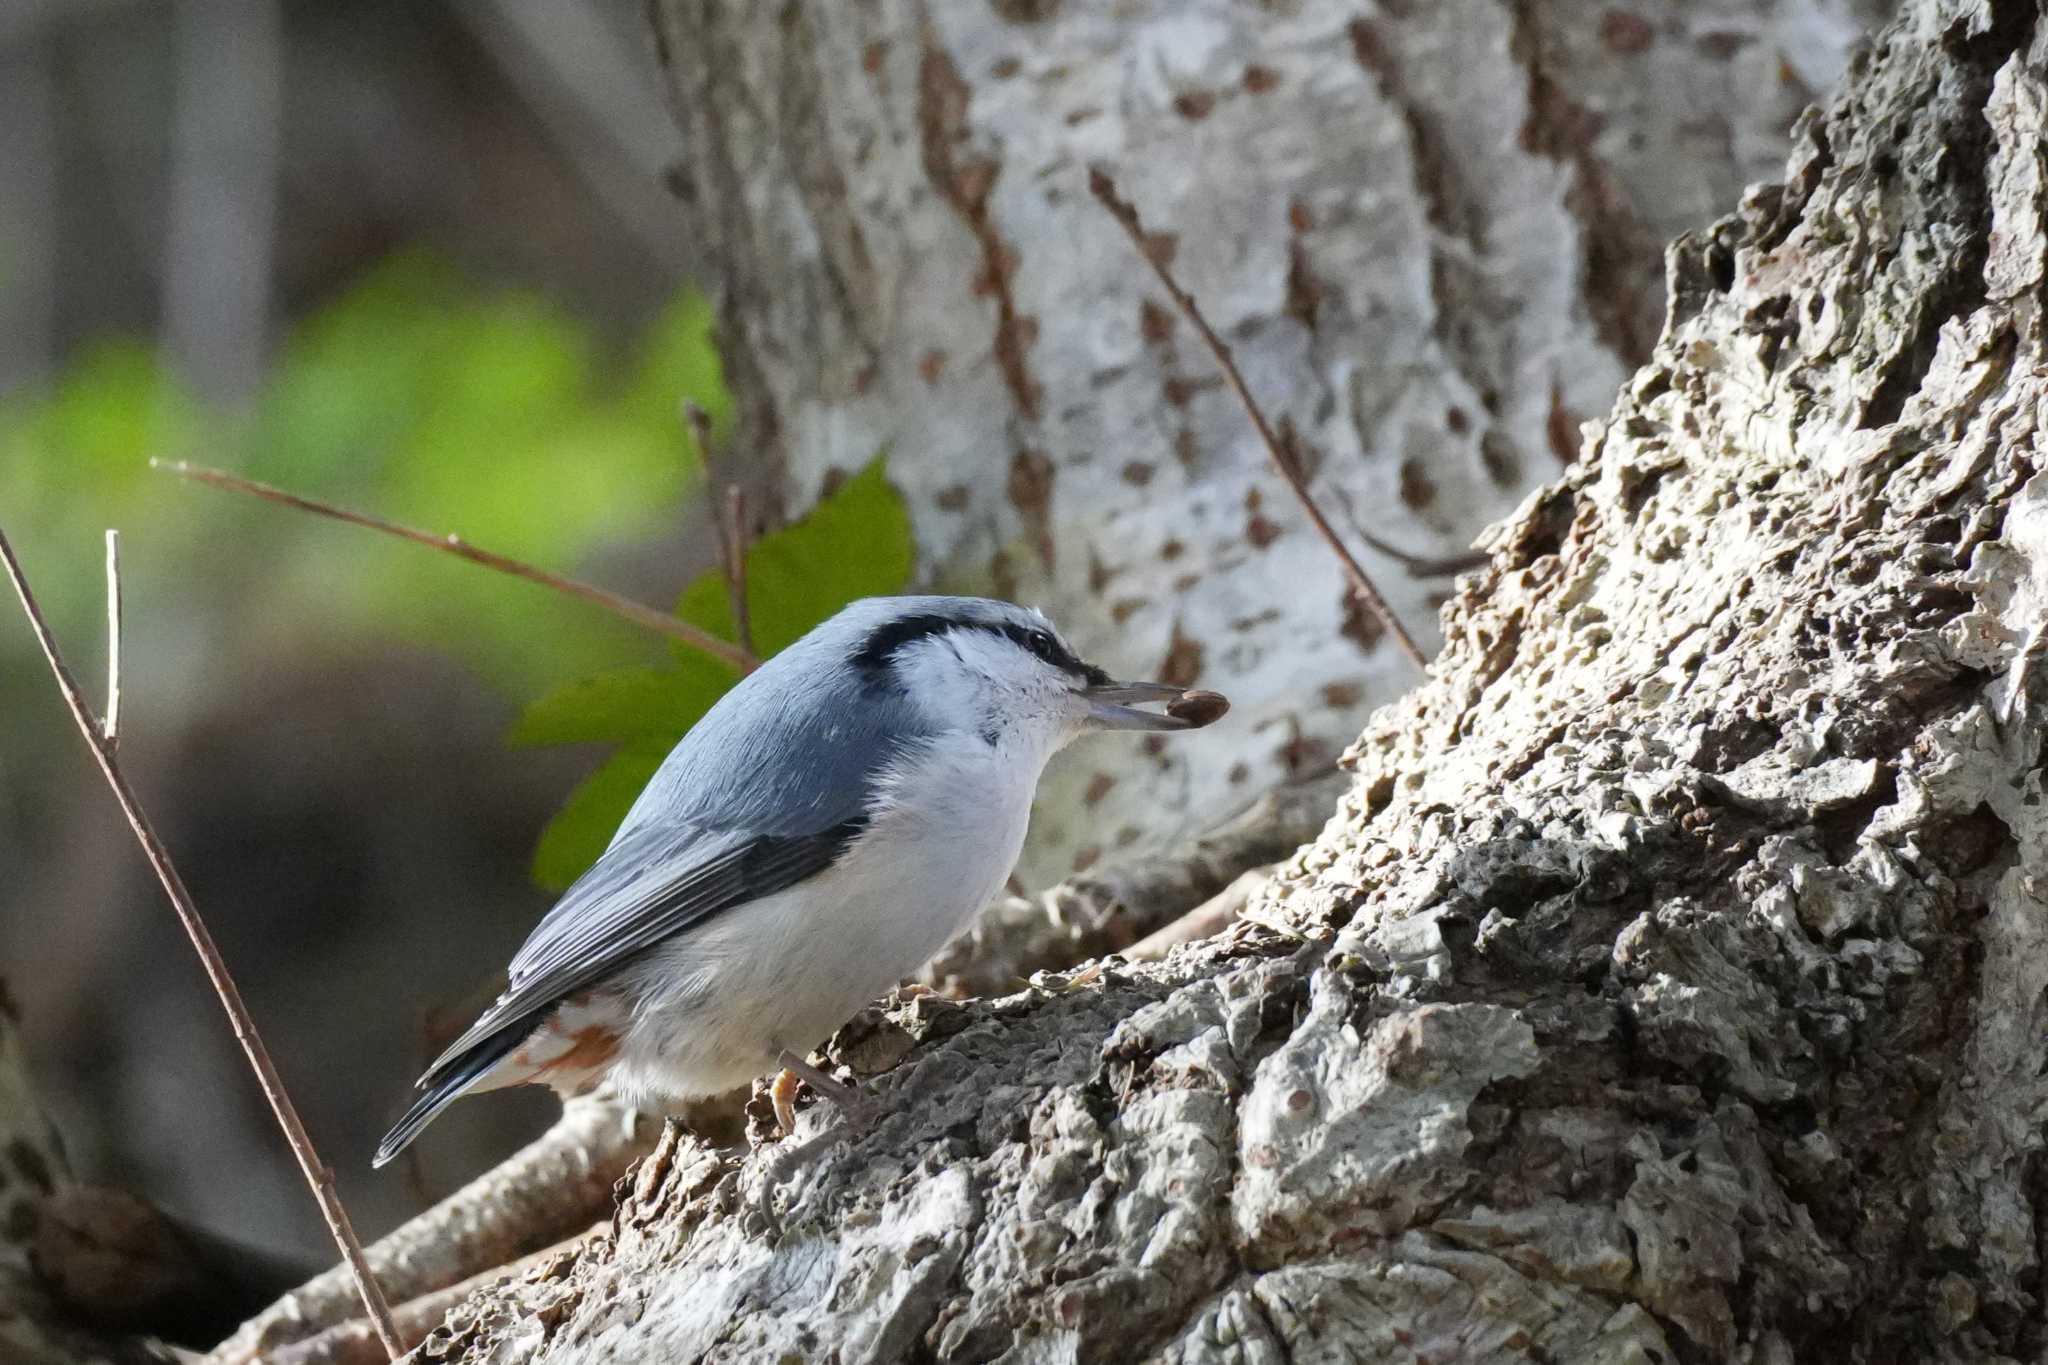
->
{"left": 414, "top": 0, "right": 2048, "bottom": 1357}
{"left": 650, "top": 0, "right": 1887, "bottom": 886}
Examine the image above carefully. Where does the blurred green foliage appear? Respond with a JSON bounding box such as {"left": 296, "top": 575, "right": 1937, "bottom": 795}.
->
{"left": 2, "top": 251, "right": 730, "bottom": 693}
{"left": 0, "top": 343, "right": 204, "bottom": 631}
{"left": 246, "top": 252, "right": 733, "bottom": 688}
{"left": 515, "top": 459, "right": 914, "bottom": 889}
{"left": 1, "top": 251, "right": 918, "bottom": 890}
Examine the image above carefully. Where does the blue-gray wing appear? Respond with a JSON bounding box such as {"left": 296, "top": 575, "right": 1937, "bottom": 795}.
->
{"left": 423, "top": 816, "right": 864, "bottom": 1076}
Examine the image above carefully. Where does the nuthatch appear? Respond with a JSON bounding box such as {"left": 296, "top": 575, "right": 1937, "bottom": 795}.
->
{"left": 375, "top": 596, "right": 1225, "bottom": 1163}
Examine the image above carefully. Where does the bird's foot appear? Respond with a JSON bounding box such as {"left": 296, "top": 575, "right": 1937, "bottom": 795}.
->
{"left": 775, "top": 1049, "right": 878, "bottom": 1134}
{"left": 768, "top": 1068, "right": 802, "bottom": 1136}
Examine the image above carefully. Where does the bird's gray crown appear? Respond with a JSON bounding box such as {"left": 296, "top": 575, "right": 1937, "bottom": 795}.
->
{"left": 844, "top": 596, "right": 1112, "bottom": 687}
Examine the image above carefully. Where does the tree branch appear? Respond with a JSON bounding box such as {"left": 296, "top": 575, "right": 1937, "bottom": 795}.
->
{"left": 913, "top": 770, "right": 1344, "bottom": 998}
{"left": 151, "top": 459, "right": 756, "bottom": 673}
{"left": 32, "top": 1184, "right": 309, "bottom": 1345}
{"left": 0, "top": 525, "right": 404, "bottom": 1360}
{"left": 1123, "top": 865, "right": 1275, "bottom": 963}
{"left": 1087, "top": 168, "right": 1429, "bottom": 670}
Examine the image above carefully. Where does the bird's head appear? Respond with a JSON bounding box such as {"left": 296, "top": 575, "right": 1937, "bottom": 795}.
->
{"left": 843, "top": 596, "right": 1223, "bottom": 754}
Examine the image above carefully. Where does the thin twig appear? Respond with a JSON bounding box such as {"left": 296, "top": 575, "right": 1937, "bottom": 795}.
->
{"left": 681, "top": 402, "right": 756, "bottom": 666}
{"left": 1355, "top": 532, "right": 1492, "bottom": 579}
{"left": 1086, "top": 168, "right": 1428, "bottom": 669}
{"left": 1327, "top": 486, "right": 1493, "bottom": 577}
{"left": 721, "top": 486, "right": 753, "bottom": 659}
{"left": 102, "top": 529, "right": 122, "bottom": 750}
{"left": 0, "top": 525, "right": 405, "bottom": 1361}
{"left": 151, "top": 459, "right": 754, "bottom": 673}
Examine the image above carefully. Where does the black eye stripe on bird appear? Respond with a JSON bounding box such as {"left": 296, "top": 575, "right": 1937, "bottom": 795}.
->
{"left": 373, "top": 595, "right": 1228, "bottom": 1165}
{"left": 852, "top": 610, "right": 1111, "bottom": 687}
{"left": 1004, "top": 623, "right": 1114, "bottom": 687}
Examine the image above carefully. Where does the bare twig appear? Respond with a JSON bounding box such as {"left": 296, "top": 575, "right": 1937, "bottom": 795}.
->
{"left": 151, "top": 459, "right": 755, "bottom": 673}
{"left": 1086, "top": 169, "right": 1429, "bottom": 670}
{"left": 1327, "top": 486, "right": 1493, "bottom": 577}
{"left": 0, "top": 525, "right": 404, "bottom": 1361}
{"left": 102, "top": 529, "right": 122, "bottom": 750}
{"left": 722, "top": 485, "right": 754, "bottom": 659}
{"left": 682, "top": 401, "right": 756, "bottom": 666}
{"left": 1355, "top": 532, "right": 1492, "bottom": 579}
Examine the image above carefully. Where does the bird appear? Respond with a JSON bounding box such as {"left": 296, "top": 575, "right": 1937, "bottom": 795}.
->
{"left": 374, "top": 595, "right": 1226, "bottom": 1166}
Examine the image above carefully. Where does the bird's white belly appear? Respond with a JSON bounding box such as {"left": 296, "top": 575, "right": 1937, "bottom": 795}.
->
{"left": 608, "top": 744, "right": 1035, "bottom": 1105}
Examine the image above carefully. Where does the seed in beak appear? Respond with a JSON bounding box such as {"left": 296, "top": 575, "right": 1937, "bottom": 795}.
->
{"left": 1166, "top": 690, "right": 1229, "bottom": 728}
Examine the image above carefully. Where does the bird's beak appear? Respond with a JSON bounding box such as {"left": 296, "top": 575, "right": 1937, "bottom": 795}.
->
{"left": 1083, "top": 680, "right": 1214, "bottom": 731}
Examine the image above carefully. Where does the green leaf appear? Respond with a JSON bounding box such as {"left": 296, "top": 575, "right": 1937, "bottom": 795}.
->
{"left": 674, "top": 456, "right": 914, "bottom": 659}
{"left": 508, "top": 657, "right": 735, "bottom": 749}
{"left": 530, "top": 741, "right": 672, "bottom": 891}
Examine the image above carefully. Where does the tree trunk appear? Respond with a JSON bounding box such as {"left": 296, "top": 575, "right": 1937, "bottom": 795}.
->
{"left": 402, "top": 0, "right": 2048, "bottom": 1359}
{"left": 648, "top": 0, "right": 1888, "bottom": 887}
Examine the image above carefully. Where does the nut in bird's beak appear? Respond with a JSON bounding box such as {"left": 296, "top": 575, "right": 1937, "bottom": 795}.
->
{"left": 1083, "top": 680, "right": 1231, "bottom": 732}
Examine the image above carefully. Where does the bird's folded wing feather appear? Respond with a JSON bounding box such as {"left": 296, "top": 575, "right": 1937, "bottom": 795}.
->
{"left": 422, "top": 815, "right": 865, "bottom": 1079}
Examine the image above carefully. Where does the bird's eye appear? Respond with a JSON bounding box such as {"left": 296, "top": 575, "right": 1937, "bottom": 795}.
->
{"left": 1027, "top": 630, "right": 1057, "bottom": 662}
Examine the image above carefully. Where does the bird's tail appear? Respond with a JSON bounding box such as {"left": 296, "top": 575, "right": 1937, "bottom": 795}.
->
{"left": 372, "top": 1026, "right": 527, "bottom": 1168}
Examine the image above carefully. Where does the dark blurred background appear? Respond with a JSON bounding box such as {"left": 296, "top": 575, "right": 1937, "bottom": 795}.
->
{"left": 1, "top": 0, "right": 734, "bottom": 1265}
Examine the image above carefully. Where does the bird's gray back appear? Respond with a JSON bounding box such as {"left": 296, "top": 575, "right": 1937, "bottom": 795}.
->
{"left": 611, "top": 596, "right": 987, "bottom": 842}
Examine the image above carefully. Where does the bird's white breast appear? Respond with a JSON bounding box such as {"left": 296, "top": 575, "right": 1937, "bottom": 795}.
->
{"left": 608, "top": 732, "right": 1042, "bottom": 1104}
{"left": 847, "top": 733, "right": 1042, "bottom": 955}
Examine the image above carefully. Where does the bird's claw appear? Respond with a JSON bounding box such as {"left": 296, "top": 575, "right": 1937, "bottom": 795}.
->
{"left": 769, "top": 1068, "right": 802, "bottom": 1135}
{"left": 775, "top": 1048, "right": 878, "bottom": 1135}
